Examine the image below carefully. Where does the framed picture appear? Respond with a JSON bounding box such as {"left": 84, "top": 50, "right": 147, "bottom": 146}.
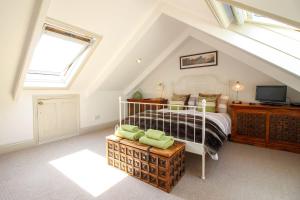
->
{"left": 180, "top": 51, "right": 218, "bottom": 69}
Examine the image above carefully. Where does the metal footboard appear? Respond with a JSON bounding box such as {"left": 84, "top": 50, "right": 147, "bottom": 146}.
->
{"left": 118, "top": 96, "right": 207, "bottom": 179}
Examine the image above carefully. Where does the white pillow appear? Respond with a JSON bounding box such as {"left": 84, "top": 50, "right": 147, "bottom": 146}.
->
{"left": 188, "top": 96, "right": 197, "bottom": 106}
{"left": 217, "top": 95, "right": 229, "bottom": 113}
{"left": 188, "top": 96, "right": 197, "bottom": 110}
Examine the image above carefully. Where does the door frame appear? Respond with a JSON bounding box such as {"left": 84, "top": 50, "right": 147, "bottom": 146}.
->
{"left": 33, "top": 94, "right": 80, "bottom": 144}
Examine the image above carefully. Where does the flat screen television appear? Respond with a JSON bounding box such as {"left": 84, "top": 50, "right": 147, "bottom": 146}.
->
{"left": 255, "top": 85, "right": 287, "bottom": 104}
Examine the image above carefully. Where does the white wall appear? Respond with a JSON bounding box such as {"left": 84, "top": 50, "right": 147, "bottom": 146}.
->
{"left": 136, "top": 37, "right": 300, "bottom": 102}
{"left": 1, "top": 0, "right": 299, "bottom": 148}
{"left": 0, "top": 90, "right": 122, "bottom": 146}
{"left": 0, "top": 94, "right": 33, "bottom": 145}
{"left": 0, "top": 0, "right": 36, "bottom": 145}
{"left": 0, "top": 0, "right": 122, "bottom": 146}
{"left": 80, "top": 90, "right": 122, "bottom": 128}
{"left": 0, "top": 0, "right": 150, "bottom": 147}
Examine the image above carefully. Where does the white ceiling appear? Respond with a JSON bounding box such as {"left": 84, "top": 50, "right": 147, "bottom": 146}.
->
{"left": 0, "top": 0, "right": 37, "bottom": 96}
{"left": 164, "top": 0, "right": 219, "bottom": 25}
{"left": 47, "top": 0, "right": 159, "bottom": 91}
{"left": 46, "top": 0, "right": 221, "bottom": 92}
{"left": 2, "top": 0, "right": 300, "bottom": 98}
{"left": 99, "top": 14, "right": 187, "bottom": 90}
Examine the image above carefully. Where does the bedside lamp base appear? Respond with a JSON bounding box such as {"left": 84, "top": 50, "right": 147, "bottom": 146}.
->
{"left": 232, "top": 100, "right": 242, "bottom": 104}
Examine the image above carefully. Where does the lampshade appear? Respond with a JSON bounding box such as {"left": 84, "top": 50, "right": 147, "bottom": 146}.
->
{"left": 232, "top": 81, "right": 244, "bottom": 91}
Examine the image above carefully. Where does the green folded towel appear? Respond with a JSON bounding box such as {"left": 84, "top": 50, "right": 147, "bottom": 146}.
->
{"left": 139, "top": 135, "right": 174, "bottom": 149}
{"left": 121, "top": 124, "right": 139, "bottom": 132}
{"left": 145, "top": 129, "right": 165, "bottom": 140}
{"left": 115, "top": 128, "right": 144, "bottom": 141}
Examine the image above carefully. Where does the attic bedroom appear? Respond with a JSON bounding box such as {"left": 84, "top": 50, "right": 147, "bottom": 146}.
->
{"left": 0, "top": 0, "right": 299, "bottom": 199}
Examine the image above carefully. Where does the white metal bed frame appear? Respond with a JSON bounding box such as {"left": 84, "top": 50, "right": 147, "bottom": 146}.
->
{"left": 118, "top": 96, "right": 207, "bottom": 179}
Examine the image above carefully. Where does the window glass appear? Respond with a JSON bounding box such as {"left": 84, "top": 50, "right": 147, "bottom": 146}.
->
{"left": 24, "top": 24, "right": 93, "bottom": 88}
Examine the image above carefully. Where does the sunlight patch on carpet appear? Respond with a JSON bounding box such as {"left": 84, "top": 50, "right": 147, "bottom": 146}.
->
{"left": 49, "top": 149, "right": 127, "bottom": 197}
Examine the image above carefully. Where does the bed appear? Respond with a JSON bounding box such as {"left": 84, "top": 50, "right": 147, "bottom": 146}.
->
{"left": 121, "top": 108, "right": 231, "bottom": 157}
{"left": 119, "top": 75, "right": 232, "bottom": 179}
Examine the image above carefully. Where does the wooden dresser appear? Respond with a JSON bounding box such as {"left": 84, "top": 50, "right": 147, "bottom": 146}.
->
{"left": 230, "top": 104, "right": 300, "bottom": 153}
{"left": 127, "top": 98, "right": 168, "bottom": 115}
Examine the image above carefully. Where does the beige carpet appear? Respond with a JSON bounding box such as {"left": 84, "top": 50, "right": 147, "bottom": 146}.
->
{"left": 0, "top": 128, "right": 299, "bottom": 200}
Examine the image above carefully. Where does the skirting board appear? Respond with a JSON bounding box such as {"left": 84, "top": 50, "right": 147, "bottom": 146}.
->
{"left": 0, "top": 140, "right": 36, "bottom": 156}
{"left": 0, "top": 120, "right": 117, "bottom": 155}
{"left": 79, "top": 120, "right": 118, "bottom": 135}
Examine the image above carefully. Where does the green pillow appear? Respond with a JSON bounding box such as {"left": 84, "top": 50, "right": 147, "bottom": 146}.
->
{"left": 197, "top": 95, "right": 218, "bottom": 112}
{"left": 171, "top": 93, "right": 191, "bottom": 105}
{"left": 169, "top": 100, "right": 185, "bottom": 110}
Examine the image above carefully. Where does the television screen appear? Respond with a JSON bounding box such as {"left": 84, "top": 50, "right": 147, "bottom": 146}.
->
{"left": 255, "top": 85, "right": 287, "bottom": 103}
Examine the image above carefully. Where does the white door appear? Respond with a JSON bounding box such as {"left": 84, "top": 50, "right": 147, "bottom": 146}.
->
{"left": 37, "top": 96, "right": 79, "bottom": 144}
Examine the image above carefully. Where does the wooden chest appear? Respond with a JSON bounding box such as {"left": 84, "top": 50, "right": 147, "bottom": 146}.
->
{"left": 106, "top": 135, "right": 185, "bottom": 192}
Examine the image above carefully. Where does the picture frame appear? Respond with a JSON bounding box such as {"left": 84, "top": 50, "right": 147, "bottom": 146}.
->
{"left": 180, "top": 51, "right": 218, "bottom": 69}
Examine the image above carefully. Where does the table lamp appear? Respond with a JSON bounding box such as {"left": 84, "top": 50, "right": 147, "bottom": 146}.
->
{"left": 232, "top": 81, "right": 244, "bottom": 104}
{"left": 157, "top": 81, "right": 165, "bottom": 99}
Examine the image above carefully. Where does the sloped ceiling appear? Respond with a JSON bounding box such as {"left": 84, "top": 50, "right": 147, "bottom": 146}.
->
{"left": 47, "top": 0, "right": 160, "bottom": 91}
{"left": 160, "top": 3, "right": 300, "bottom": 92}
{"left": 42, "top": 0, "right": 222, "bottom": 94}
{"left": 99, "top": 14, "right": 187, "bottom": 90}
{"left": 8, "top": 0, "right": 300, "bottom": 97}
{"left": 99, "top": 0, "right": 300, "bottom": 94}
{"left": 0, "top": 0, "right": 38, "bottom": 98}
{"left": 164, "top": 0, "right": 219, "bottom": 25}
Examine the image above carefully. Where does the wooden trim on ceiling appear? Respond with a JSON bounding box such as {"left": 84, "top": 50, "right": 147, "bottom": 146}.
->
{"left": 45, "top": 25, "right": 92, "bottom": 43}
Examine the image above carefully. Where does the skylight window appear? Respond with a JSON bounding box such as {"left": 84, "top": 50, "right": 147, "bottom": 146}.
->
{"left": 207, "top": 2, "right": 300, "bottom": 77}
{"left": 24, "top": 23, "right": 97, "bottom": 88}
{"left": 229, "top": 6, "right": 300, "bottom": 60}
{"left": 245, "top": 12, "right": 299, "bottom": 31}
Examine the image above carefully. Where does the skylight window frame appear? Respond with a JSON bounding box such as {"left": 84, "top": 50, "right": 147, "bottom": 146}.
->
{"left": 27, "top": 24, "right": 91, "bottom": 77}
{"left": 203, "top": 0, "right": 300, "bottom": 79}
{"left": 244, "top": 11, "right": 299, "bottom": 31}
{"left": 24, "top": 18, "right": 101, "bottom": 90}
{"left": 227, "top": 5, "right": 300, "bottom": 59}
